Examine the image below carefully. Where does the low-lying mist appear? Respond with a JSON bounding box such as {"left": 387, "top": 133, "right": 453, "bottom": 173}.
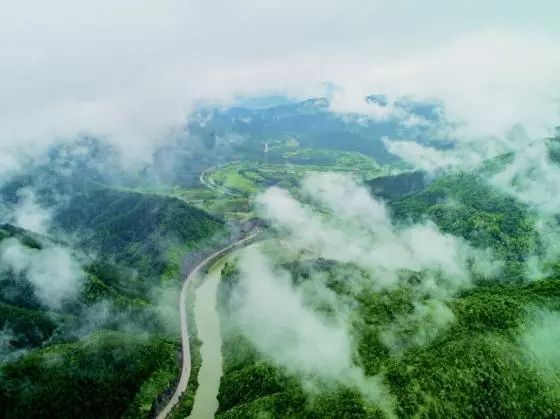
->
{"left": 224, "top": 172, "right": 502, "bottom": 413}
{"left": 386, "top": 125, "right": 560, "bottom": 279}
{"left": 0, "top": 180, "right": 185, "bottom": 362}
{"left": 0, "top": 238, "right": 84, "bottom": 310}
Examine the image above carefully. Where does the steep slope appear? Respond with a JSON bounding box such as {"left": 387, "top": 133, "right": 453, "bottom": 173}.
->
{"left": 388, "top": 173, "right": 538, "bottom": 272}
{"left": 213, "top": 165, "right": 559, "bottom": 418}
{"left": 215, "top": 258, "right": 560, "bottom": 418}
{"left": 0, "top": 184, "right": 227, "bottom": 418}
{"left": 0, "top": 331, "right": 178, "bottom": 419}
{"left": 54, "top": 187, "right": 226, "bottom": 285}
{"left": 189, "top": 97, "right": 447, "bottom": 164}
{"left": 366, "top": 171, "right": 426, "bottom": 201}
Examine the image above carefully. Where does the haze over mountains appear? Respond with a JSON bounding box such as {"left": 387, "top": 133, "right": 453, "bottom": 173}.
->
{"left": 1, "top": 2, "right": 560, "bottom": 418}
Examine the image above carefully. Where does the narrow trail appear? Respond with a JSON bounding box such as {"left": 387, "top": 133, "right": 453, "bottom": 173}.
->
{"left": 156, "top": 232, "right": 259, "bottom": 419}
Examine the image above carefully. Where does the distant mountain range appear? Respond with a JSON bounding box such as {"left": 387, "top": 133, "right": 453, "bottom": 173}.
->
{"left": 188, "top": 95, "right": 452, "bottom": 166}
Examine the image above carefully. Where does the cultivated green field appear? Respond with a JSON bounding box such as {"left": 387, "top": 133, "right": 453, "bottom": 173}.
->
{"left": 207, "top": 148, "right": 387, "bottom": 197}
{"left": 123, "top": 147, "right": 389, "bottom": 221}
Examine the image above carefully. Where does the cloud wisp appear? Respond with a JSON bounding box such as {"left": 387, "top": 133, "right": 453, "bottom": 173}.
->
{"left": 0, "top": 238, "right": 84, "bottom": 310}
{"left": 230, "top": 247, "right": 394, "bottom": 413}
{"left": 10, "top": 188, "right": 52, "bottom": 235}
{"left": 257, "top": 173, "right": 496, "bottom": 290}
{"left": 225, "top": 173, "right": 500, "bottom": 412}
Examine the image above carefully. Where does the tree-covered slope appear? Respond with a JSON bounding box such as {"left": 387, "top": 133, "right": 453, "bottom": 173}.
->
{"left": 213, "top": 164, "right": 560, "bottom": 417}
{"left": 366, "top": 171, "right": 426, "bottom": 201}
{"left": 0, "top": 331, "right": 178, "bottom": 419}
{"left": 388, "top": 173, "right": 538, "bottom": 269}
{"left": 216, "top": 257, "right": 560, "bottom": 418}
{"left": 0, "top": 183, "right": 227, "bottom": 418}
{"left": 54, "top": 187, "right": 225, "bottom": 283}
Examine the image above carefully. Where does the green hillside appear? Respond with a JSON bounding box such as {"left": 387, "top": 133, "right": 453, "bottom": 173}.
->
{"left": 215, "top": 258, "right": 560, "bottom": 418}
{"left": 213, "top": 164, "right": 560, "bottom": 418}
{"left": 0, "top": 331, "right": 178, "bottom": 419}
{"left": 55, "top": 187, "right": 225, "bottom": 284}
{"left": 0, "top": 184, "right": 227, "bottom": 418}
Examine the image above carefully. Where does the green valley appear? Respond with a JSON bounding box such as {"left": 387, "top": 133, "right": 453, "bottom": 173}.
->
{"left": 1, "top": 101, "right": 560, "bottom": 419}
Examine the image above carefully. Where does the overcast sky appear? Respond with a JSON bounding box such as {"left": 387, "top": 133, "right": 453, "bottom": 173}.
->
{"left": 1, "top": 0, "right": 560, "bottom": 165}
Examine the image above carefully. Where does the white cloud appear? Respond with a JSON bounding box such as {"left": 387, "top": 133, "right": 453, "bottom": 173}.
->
{"left": 0, "top": 238, "right": 84, "bottom": 309}
{"left": 11, "top": 188, "right": 52, "bottom": 235}
{"left": 520, "top": 308, "right": 560, "bottom": 378}
{"left": 1, "top": 1, "right": 559, "bottom": 167}
{"left": 256, "top": 173, "right": 493, "bottom": 290}
{"left": 228, "top": 173, "right": 500, "bottom": 408}
{"left": 383, "top": 139, "right": 468, "bottom": 173}
{"left": 230, "top": 246, "right": 394, "bottom": 413}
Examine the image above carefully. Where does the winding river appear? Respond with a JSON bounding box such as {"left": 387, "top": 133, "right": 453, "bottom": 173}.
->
{"left": 156, "top": 233, "right": 259, "bottom": 419}
{"left": 187, "top": 260, "right": 225, "bottom": 419}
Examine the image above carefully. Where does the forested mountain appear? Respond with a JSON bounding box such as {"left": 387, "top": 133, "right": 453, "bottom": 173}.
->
{"left": 1, "top": 116, "right": 559, "bottom": 418}
{"left": 187, "top": 96, "right": 448, "bottom": 165}
{"left": 216, "top": 261, "right": 560, "bottom": 418}
{"left": 55, "top": 187, "right": 225, "bottom": 284}
{"left": 0, "top": 167, "right": 226, "bottom": 417}
{"left": 366, "top": 171, "right": 426, "bottom": 201}
{"left": 3, "top": 2, "right": 559, "bottom": 418}
{"left": 1, "top": 330, "right": 178, "bottom": 419}
{"left": 389, "top": 173, "right": 538, "bottom": 269}
{"left": 214, "top": 164, "right": 560, "bottom": 418}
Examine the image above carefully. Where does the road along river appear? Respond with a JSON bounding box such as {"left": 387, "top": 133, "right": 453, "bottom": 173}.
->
{"left": 187, "top": 259, "right": 226, "bottom": 419}
{"left": 156, "top": 232, "right": 259, "bottom": 419}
